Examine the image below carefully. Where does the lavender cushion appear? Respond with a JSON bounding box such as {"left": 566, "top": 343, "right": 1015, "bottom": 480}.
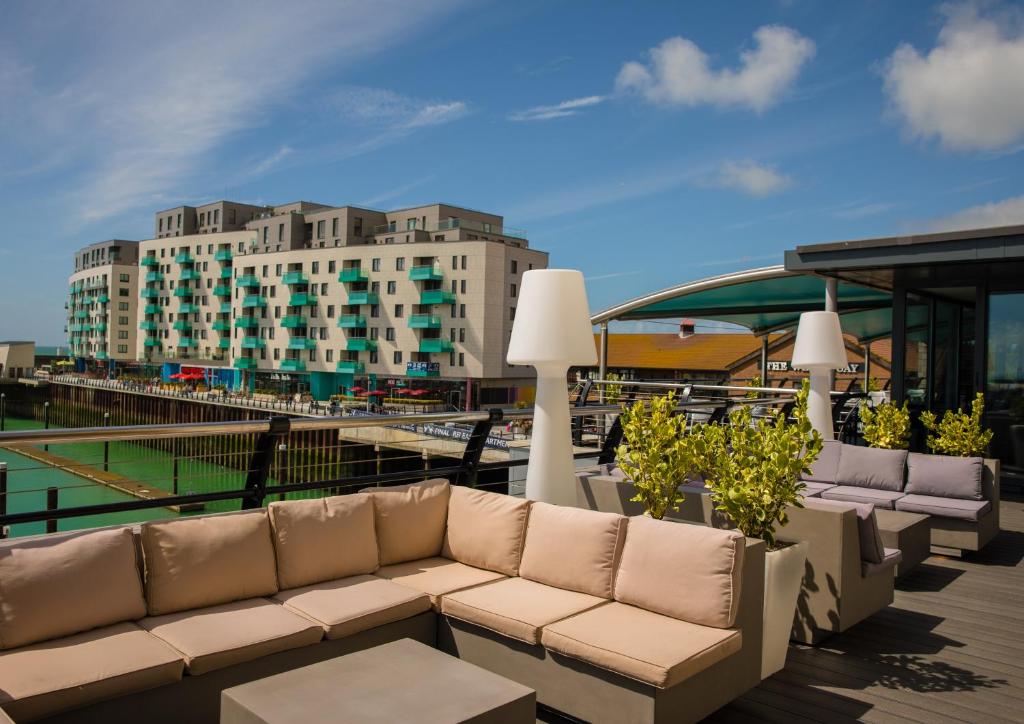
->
{"left": 808, "top": 498, "right": 884, "bottom": 564}
{"left": 802, "top": 440, "right": 840, "bottom": 484}
{"left": 835, "top": 445, "right": 908, "bottom": 492}
{"left": 819, "top": 486, "right": 904, "bottom": 510}
{"left": 905, "top": 453, "right": 983, "bottom": 501}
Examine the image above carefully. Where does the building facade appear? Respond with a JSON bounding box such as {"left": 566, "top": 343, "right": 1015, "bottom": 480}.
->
{"left": 65, "top": 240, "right": 140, "bottom": 364}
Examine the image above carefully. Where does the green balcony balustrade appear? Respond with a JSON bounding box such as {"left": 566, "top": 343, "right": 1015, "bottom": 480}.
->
{"left": 346, "top": 338, "right": 377, "bottom": 352}
{"left": 337, "top": 314, "right": 367, "bottom": 329}
{"left": 220, "top": 268, "right": 234, "bottom": 280}
{"left": 215, "top": 249, "right": 233, "bottom": 262}
{"left": 419, "top": 290, "right": 456, "bottom": 306}
{"left": 219, "top": 302, "right": 233, "bottom": 314}
{"left": 145, "top": 271, "right": 164, "bottom": 283}
{"left": 346, "top": 291, "right": 379, "bottom": 305}
{"left": 94, "top": 323, "right": 107, "bottom": 333}
{"left": 242, "top": 295, "right": 267, "bottom": 308}
{"left": 281, "top": 315, "right": 307, "bottom": 328}
{"left": 174, "top": 252, "right": 195, "bottom": 264}
{"left": 144, "top": 304, "right": 161, "bottom": 315}
{"left": 234, "top": 357, "right": 258, "bottom": 370}
{"left": 218, "top": 338, "right": 230, "bottom": 349}
{"left": 213, "top": 285, "right": 232, "bottom": 297}
{"left": 144, "top": 339, "right": 162, "bottom": 348}
{"left": 140, "top": 256, "right": 159, "bottom": 267}
{"left": 279, "top": 358, "right": 306, "bottom": 372}
{"left": 234, "top": 316, "right": 259, "bottom": 329}
{"left": 408, "top": 314, "right": 442, "bottom": 329}
{"left": 173, "top": 287, "right": 194, "bottom": 298}
{"left": 409, "top": 266, "right": 443, "bottom": 282}
{"left": 338, "top": 268, "right": 367, "bottom": 283}
{"left": 140, "top": 288, "right": 159, "bottom": 299}
{"left": 288, "top": 292, "right": 318, "bottom": 306}
{"left": 97, "top": 295, "right": 109, "bottom": 304}
{"left": 139, "top": 321, "right": 157, "bottom": 331}
{"left": 95, "top": 351, "right": 109, "bottom": 360}
{"left": 86, "top": 280, "right": 107, "bottom": 290}
{"left": 282, "top": 271, "right": 308, "bottom": 285}
{"left": 287, "top": 338, "right": 317, "bottom": 350}
{"left": 172, "top": 320, "right": 192, "bottom": 331}
{"left": 178, "top": 303, "right": 200, "bottom": 314}
{"left": 236, "top": 275, "right": 260, "bottom": 288}
{"left": 336, "top": 360, "right": 365, "bottom": 374}
{"left": 418, "top": 338, "right": 454, "bottom": 354}
{"left": 212, "top": 319, "right": 231, "bottom": 331}
{"left": 241, "top": 337, "right": 265, "bottom": 349}
{"left": 74, "top": 310, "right": 88, "bottom": 319}
{"left": 179, "top": 269, "right": 202, "bottom": 282}
{"left": 178, "top": 337, "right": 197, "bottom": 348}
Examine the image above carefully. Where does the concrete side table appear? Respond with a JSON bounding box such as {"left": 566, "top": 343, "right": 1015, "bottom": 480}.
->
{"left": 874, "top": 509, "right": 931, "bottom": 577}
{"left": 221, "top": 638, "right": 535, "bottom": 724}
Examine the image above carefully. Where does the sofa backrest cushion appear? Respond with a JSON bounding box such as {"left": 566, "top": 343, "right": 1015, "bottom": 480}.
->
{"left": 0, "top": 528, "right": 146, "bottom": 649}
{"left": 803, "top": 440, "right": 841, "bottom": 484}
{"left": 835, "top": 445, "right": 908, "bottom": 492}
{"left": 614, "top": 517, "right": 745, "bottom": 628}
{"left": 362, "top": 478, "right": 450, "bottom": 566}
{"left": 806, "top": 498, "right": 884, "bottom": 564}
{"left": 268, "top": 494, "right": 378, "bottom": 590}
{"left": 141, "top": 510, "right": 279, "bottom": 616}
{"left": 906, "top": 453, "right": 984, "bottom": 500}
{"left": 518, "top": 502, "right": 626, "bottom": 598}
{"left": 442, "top": 486, "right": 530, "bottom": 576}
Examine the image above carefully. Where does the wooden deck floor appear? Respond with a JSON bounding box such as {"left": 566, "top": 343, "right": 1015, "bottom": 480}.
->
{"left": 709, "top": 493, "right": 1024, "bottom": 723}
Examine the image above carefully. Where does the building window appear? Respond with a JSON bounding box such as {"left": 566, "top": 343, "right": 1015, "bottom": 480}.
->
{"left": 277, "top": 223, "right": 284, "bottom": 242}
{"left": 311, "top": 261, "right": 319, "bottom": 274}
{"left": 317, "top": 220, "right": 325, "bottom": 239}
{"left": 327, "top": 305, "right": 335, "bottom": 318}
{"left": 459, "top": 352, "right": 465, "bottom": 367}
{"left": 328, "top": 260, "right": 336, "bottom": 274}
{"left": 510, "top": 307, "right": 516, "bottom": 321}
{"left": 394, "top": 304, "right": 404, "bottom": 318}
{"left": 511, "top": 260, "right": 518, "bottom": 274}
{"left": 460, "top": 280, "right": 467, "bottom": 294}
{"left": 213, "top": 209, "right": 220, "bottom": 225}
{"left": 385, "top": 327, "right": 395, "bottom": 341}
{"left": 372, "top": 258, "right": 381, "bottom": 272}
{"left": 371, "top": 304, "right": 380, "bottom": 318}
{"left": 511, "top": 283, "right": 517, "bottom": 298}
{"left": 370, "top": 351, "right": 378, "bottom": 363}
{"left": 262, "top": 227, "right": 268, "bottom": 244}
{"left": 393, "top": 351, "right": 402, "bottom": 364}
{"left": 332, "top": 218, "right": 338, "bottom": 237}
{"left": 370, "top": 327, "right": 379, "bottom": 340}
{"left": 273, "top": 348, "right": 280, "bottom": 360}
{"left": 326, "top": 349, "right": 333, "bottom": 363}
{"left": 396, "top": 258, "right": 405, "bottom": 271}
{"left": 119, "top": 288, "right": 128, "bottom": 297}
{"left": 275, "top": 264, "right": 282, "bottom": 276}
{"left": 459, "top": 328, "right": 465, "bottom": 343}
{"left": 460, "top": 304, "right": 466, "bottom": 318}
{"left": 452, "top": 256, "right": 458, "bottom": 269}
{"left": 119, "top": 273, "right": 129, "bottom": 282}
{"left": 118, "top": 331, "right": 128, "bottom": 340}
{"left": 118, "top": 344, "right": 128, "bottom": 354}
{"left": 119, "top": 302, "right": 129, "bottom": 311}
{"left": 387, "top": 281, "right": 396, "bottom": 295}
{"left": 119, "top": 316, "right": 129, "bottom": 325}
{"left": 407, "top": 218, "right": 417, "bottom": 230}
{"left": 461, "top": 255, "right": 467, "bottom": 270}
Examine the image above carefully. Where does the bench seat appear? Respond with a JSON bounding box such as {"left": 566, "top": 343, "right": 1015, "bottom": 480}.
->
{"left": 894, "top": 494, "right": 991, "bottom": 521}
{"left": 375, "top": 557, "right": 505, "bottom": 608}
{"left": 820, "top": 486, "right": 905, "bottom": 509}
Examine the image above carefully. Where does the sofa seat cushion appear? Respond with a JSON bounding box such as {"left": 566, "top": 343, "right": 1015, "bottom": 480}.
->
{"left": 441, "top": 577, "right": 606, "bottom": 645}
{"left": 375, "top": 557, "right": 505, "bottom": 608}
{"left": 275, "top": 575, "right": 430, "bottom": 640}
{"left": 906, "top": 453, "right": 984, "bottom": 500}
{"left": 362, "top": 479, "right": 450, "bottom": 566}
{"left": 139, "top": 599, "right": 322, "bottom": 676}
{"left": 0, "top": 622, "right": 183, "bottom": 722}
{"left": 862, "top": 547, "right": 902, "bottom": 578}
{"left": 800, "top": 482, "right": 836, "bottom": 498}
{"left": 442, "top": 486, "right": 531, "bottom": 576}
{"left": 541, "top": 602, "right": 741, "bottom": 689}
{"left": 894, "top": 494, "right": 992, "bottom": 521}
{"left": 820, "top": 486, "right": 905, "bottom": 509}
{"left": 835, "top": 445, "right": 908, "bottom": 492}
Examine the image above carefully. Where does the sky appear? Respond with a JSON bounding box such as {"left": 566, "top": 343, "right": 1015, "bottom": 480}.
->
{"left": 2, "top": 0, "right": 1024, "bottom": 343}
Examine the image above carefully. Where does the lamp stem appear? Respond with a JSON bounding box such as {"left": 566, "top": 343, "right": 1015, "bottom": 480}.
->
{"left": 807, "top": 369, "right": 834, "bottom": 441}
{"left": 525, "top": 365, "right": 576, "bottom": 505}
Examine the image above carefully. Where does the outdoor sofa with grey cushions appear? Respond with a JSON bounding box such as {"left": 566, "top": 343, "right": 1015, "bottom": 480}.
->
{"left": 0, "top": 479, "right": 764, "bottom": 724}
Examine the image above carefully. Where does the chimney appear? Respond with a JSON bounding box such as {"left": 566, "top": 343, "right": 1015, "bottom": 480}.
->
{"left": 678, "top": 319, "right": 696, "bottom": 338}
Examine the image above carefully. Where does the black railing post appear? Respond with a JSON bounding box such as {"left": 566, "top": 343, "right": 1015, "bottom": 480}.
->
{"left": 242, "top": 416, "right": 290, "bottom": 509}
{"left": 43, "top": 401, "right": 50, "bottom": 452}
{"left": 456, "top": 409, "right": 502, "bottom": 488}
{"left": 46, "top": 487, "right": 58, "bottom": 533}
{"left": 597, "top": 416, "right": 624, "bottom": 466}
{"left": 1, "top": 392, "right": 6, "bottom": 431}
{"left": 0, "top": 462, "right": 7, "bottom": 538}
{"left": 103, "top": 412, "right": 110, "bottom": 472}
{"left": 571, "top": 379, "right": 593, "bottom": 446}
{"left": 172, "top": 456, "right": 179, "bottom": 495}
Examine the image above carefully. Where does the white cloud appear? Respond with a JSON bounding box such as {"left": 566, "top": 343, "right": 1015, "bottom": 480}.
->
{"left": 508, "top": 95, "right": 606, "bottom": 122}
{"left": 330, "top": 87, "right": 468, "bottom": 130}
{"left": 883, "top": 3, "right": 1024, "bottom": 151}
{"left": 615, "top": 25, "right": 815, "bottom": 112}
{"left": 928, "top": 195, "right": 1024, "bottom": 231}
{"left": 708, "top": 160, "right": 792, "bottom": 196}
{"left": 832, "top": 201, "right": 896, "bottom": 219}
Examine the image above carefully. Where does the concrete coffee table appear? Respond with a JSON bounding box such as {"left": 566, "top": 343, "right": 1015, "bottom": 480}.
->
{"left": 220, "top": 638, "right": 535, "bottom": 724}
{"left": 874, "top": 509, "right": 931, "bottom": 577}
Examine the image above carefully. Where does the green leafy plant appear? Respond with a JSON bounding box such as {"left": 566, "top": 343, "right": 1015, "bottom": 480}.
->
{"left": 604, "top": 372, "right": 624, "bottom": 405}
{"left": 920, "top": 393, "right": 993, "bottom": 457}
{"left": 867, "top": 377, "right": 882, "bottom": 393}
{"left": 616, "top": 392, "right": 693, "bottom": 520}
{"left": 686, "top": 380, "right": 822, "bottom": 549}
{"left": 746, "top": 375, "right": 764, "bottom": 399}
{"left": 859, "top": 400, "right": 911, "bottom": 450}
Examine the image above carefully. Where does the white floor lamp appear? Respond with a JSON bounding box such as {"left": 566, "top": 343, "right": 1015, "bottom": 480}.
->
{"left": 791, "top": 310, "right": 847, "bottom": 441}
{"left": 507, "top": 269, "right": 596, "bottom": 505}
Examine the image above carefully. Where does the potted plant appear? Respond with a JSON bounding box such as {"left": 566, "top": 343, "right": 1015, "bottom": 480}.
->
{"left": 920, "top": 392, "right": 993, "bottom": 457}
{"left": 859, "top": 400, "right": 911, "bottom": 449}
{"left": 686, "top": 380, "right": 822, "bottom": 678}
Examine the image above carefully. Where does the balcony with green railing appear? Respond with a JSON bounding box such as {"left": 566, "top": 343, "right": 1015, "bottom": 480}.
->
{"left": 337, "top": 314, "right": 367, "bottom": 329}
{"left": 242, "top": 295, "right": 267, "bottom": 308}
{"left": 288, "top": 292, "right": 317, "bottom": 306}
{"left": 212, "top": 319, "right": 232, "bottom": 332}
{"left": 408, "top": 314, "right": 442, "bottom": 329}
{"left": 336, "top": 359, "right": 365, "bottom": 374}
{"left": 236, "top": 275, "right": 260, "bottom": 288}
{"left": 219, "top": 302, "right": 233, "bottom": 314}
{"left": 281, "top": 315, "right": 307, "bottom": 329}
{"left": 173, "top": 287, "right": 194, "bottom": 298}
{"left": 282, "top": 271, "right": 308, "bottom": 285}
{"left": 144, "top": 304, "right": 161, "bottom": 315}
{"left": 418, "top": 338, "right": 454, "bottom": 354}
{"left": 74, "top": 310, "right": 88, "bottom": 319}
{"left": 419, "top": 289, "right": 456, "bottom": 306}
{"left": 97, "top": 294, "right": 109, "bottom": 304}
{"left": 141, "top": 288, "right": 159, "bottom": 299}
{"left": 346, "top": 291, "right": 379, "bottom": 305}
{"left": 145, "top": 271, "right": 164, "bottom": 283}
{"left": 407, "top": 365, "right": 440, "bottom": 378}
{"left": 94, "top": 323, "right": 107, "bottom": 333}
{"left": 144, "top": 338, "right": 162, "bottom": 348}
{"left": 234, "top": 316, "right": 259, "bottom": 329}
{"left": 172, "top": 320, "right": 192, "bottom": 331}
{"left": 179, "top": 269, "right": 202, "bottom": 282}
{"left": 346, "top": 338, "right": 377, "bottom": 352}
{"left": 241, "top": 337, "right": 265, "bottom": 349}
{"left": 215, "top": 249, "right": 233, "bottom": 262}
{"left": 174, "top": 252, "right": 195, "bottom": 264}
{"left": 409, "top": 266, "right": 443, "bottom": 282}
{"left": 279, "top": 358, "right": 306, "bottom": 372}
{"left": 141, "top": 256, "right": 159, "bottom": 267}
{"left": 220, "top": 268, "right": 234, "bottom": 279}
{"left": 218, "top": 338, "right": 230, "bottom": 349}
{"left": 287, "top": 338, "right": 316, "bottom": 350}
{"left": 338, "top": 268, "right": 367, "bottom": 283}
{"left": 234, "top": 357, "right": 258, "bottom": 370}
{"left": 213, "top": 285, "right": 232, "bottom": 297}
{"left": 139, "top": 320, "right": 158, "bottom": 331}
{"left": 177, "top": 337, "right": 197, "bottom": 348}
{"left": 95, "top": 351, "right": 109, "bottom": 360}
{"left": 178, "top": 303, "right": 200, "bottom": 314}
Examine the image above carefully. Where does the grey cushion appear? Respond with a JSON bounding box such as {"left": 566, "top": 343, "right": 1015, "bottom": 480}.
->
{"left": 835, "top": 445, "right": 908, "bottom": 492}
{"left": 895, "top": 494, "right": 992, "bottom": 521}
{"left": 805, "top": 498, "right": 884, "bottom": 563}
{"left": 820, "top": 486, "right": 905, "bottom": 510}
{"left": 862, "top": 547, "right": 901, "bottom": 577}
{"left": 799, "top": 482, "right": 836, "bottom": 498}
{"left": 802, "top": 440, "right": 841, "bottom": 484}
{"left": 906, "top": 453, "right": 983, "bottom": 500}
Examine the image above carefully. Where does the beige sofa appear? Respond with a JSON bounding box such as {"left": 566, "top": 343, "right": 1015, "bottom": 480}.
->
{"left": 0, "top": 480, "right": 764, "bottom": 724}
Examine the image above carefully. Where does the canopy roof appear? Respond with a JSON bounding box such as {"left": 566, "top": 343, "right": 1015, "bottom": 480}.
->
{"left": 591, "top": 266, "right": 894, "bottom": 342}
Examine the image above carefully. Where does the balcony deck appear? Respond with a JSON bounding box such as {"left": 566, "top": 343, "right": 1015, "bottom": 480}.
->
{"left": 709, "top": 492, "right": 1024, "bottom": 724}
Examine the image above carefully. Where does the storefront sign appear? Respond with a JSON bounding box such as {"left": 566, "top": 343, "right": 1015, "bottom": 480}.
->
{"left": 348, "top": 410, "right": 508, "bottom": 449}
{"left": 767, "top": 360, "right": 861, "bottom": 373}
{"left": 406, "top": 361, "right": 440, "bottom": 374}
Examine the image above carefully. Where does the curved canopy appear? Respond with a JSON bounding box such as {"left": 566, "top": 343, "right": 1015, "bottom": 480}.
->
{"left": 591, "top": 266, "right": 894, "bottom": 342}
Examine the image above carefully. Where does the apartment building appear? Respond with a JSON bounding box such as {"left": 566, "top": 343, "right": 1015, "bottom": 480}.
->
{"left": 106, "top": 201, "right": 547, "bottom": 405}
{"left": 65, "top": 240, "right": 140, "bottom": 364}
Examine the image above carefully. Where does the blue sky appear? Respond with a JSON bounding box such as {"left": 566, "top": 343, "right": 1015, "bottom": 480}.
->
{"left": 2, "top": 0, "right": 1024, "bottom": 343}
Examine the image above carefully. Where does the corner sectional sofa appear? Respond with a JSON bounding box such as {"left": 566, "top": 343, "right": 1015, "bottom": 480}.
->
{"left": 0, "top": 480, "right": 764, "bottom": 724}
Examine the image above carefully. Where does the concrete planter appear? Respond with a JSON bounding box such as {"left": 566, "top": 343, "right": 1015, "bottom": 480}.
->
{"left": 762, "top": 540, "right": 809, "bottom": 678}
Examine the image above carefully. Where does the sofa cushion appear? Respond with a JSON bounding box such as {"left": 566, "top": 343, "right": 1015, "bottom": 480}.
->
{"left": 805, "top": 498, "right": 884, "bottom": 564}
{"left": 441, "top": 577, "right": 606, "bottom": 645}
{"left": 835, "top": 445, "right": 908, "bottom": 492}
{"left": 613, "top": 517, "right": 745, "bottom": 628}
{"left": 141, "top": 511, "right": 278, "bottom": 616}
{"left": 442, "top": 486, "right": 530, "bottom": 576}
{"left": 895, "top": 494, "right": 992, "bottom": 521}
{"left": 139, "top": 598, "right": 322, "bottom": 676}
{"left": 275, "top": 575, "right": 430, "bottom": 640}
{"left": 820, "top": 486, "right": 905, "bottom": 510}
{"left": 0, "top": 622, "right": 183, "bottom": 722}
{"left": 541, "top": 602, "right": 741, "bottom": 689}
{"left": 803, "top": 440, "right": 841, "bottom": 484}
{"left": 906, "top": 453, "right": 984, "bottom": 500}
{"left": 800, "top": 481, "right": 836, "bottom": 498}
{"left": 518, "top": 503, "right": 626, "bottom": 599}
{"left": 0, "top": 528, "right": 146, "bottom": 650}
{"left": 375, "top": 557, "right": 505, "bottom": 608}
{"left": 362, "top": 479, "right": 450, "bottom": 566}
{"left": 268, "top": 495, "right": 378, "bottom": 590}
{"left": 862, "top": 547, "right": 902, "bottom": 577}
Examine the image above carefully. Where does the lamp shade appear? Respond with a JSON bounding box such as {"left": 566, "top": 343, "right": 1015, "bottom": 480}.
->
{"left": 507, "top": 269, "right": 597, "bottom": 366}
{"left": 791, "top": 311, "right": 847, "bottom": 369}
